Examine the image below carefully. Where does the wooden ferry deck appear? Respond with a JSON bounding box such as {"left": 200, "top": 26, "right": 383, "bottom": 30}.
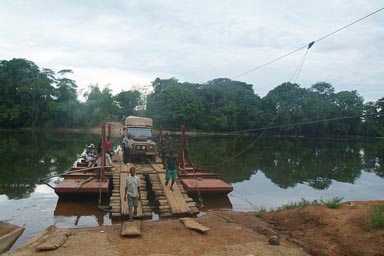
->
{"left": 109, "top": 150, "right": 199, "bottom": 219}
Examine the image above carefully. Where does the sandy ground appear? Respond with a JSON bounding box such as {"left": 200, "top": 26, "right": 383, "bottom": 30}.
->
{"left": 7, "top": 201, "right": 384, "bottom": 256}
{"left": 7, "top": 211, "right": 307, "bottom": 256}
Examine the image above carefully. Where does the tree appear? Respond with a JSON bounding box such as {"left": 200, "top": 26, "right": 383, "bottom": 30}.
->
{"left": 147, "top": 80, "right": 203, "bottom": 129}
{"left": 262, "top": 82, "right": 310, "bottom": 134}
{"left": 44, "top": 69, "right": 83, "bottom": 128}
{"left": 83, "top": 85, "right": 119, "bottom": 126}
{"left": 330, "top": 90, "right": 364, "bottom": 135}
{"left": 198, "top": 78, "right": 262, "bottom": 131}
{"left": 151, "top": 77, "right": 179, "bottom": 93}
{"left": 310, "top": 82, "right": 335, "bottom": 96}
{"left": 115, "top": 90, "right": 141, "bottom": 118}
{"left": 0, "top": 58, "right": 55, "bottom": 128}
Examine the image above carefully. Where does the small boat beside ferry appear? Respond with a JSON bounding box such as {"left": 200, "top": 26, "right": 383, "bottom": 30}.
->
{"left": 40, "top": 123, "right": 114, "bottom": 198}
{"left": 0, "top": 221, "right": 24, "bottom": 254}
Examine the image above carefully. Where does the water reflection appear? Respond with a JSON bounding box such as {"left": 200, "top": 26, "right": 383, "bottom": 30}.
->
{"left": 187, "top": 136, "right": 384, "bottom": 189}
{"left": 54, "top": 199, "right": 106, "bottom": 226}
{"left": 230, "top": 170, "right": 384, "bottom": 211}
{"left": 0, "top": 132, "right": 383, "bottom": 251}
{"left": 195, "top": 195, "right": 233, "bottom": 211}
{"left": 0, "top": 131, "right": 98, "bottom": 199}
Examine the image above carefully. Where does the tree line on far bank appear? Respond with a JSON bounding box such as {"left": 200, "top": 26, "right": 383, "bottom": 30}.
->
{"left": 1, "top": 58, "right": 383, "bottom": 136}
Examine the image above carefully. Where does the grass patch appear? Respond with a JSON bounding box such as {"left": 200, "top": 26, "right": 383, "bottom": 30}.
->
{"left": 370, "top": 205, "right": 384, "bottom": 229}
{"left": 320, "top": 196, "right": 343, "bottom": 209}
{"left": 255, "top": 207, "right": 267, "bottom": 217}
{"left": 277, "top": 198, "right": 318, "bottom": 210}
{"left": 276, "top": 197, "right": 344, "bottom": 211}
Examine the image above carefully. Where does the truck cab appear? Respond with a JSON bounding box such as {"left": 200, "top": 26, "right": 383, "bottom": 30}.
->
{"left": 125, "top": 116, "right": 157, "bottom": 162}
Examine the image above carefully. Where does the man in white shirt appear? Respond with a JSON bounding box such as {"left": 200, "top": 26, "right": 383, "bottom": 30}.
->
{"left": 124, "top": 167, "right": 141, "bottom": 221}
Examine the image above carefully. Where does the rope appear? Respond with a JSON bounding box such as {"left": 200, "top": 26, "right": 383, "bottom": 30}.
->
{"left": 232, "top": 46, "right": 307, "bottom": 79}
{"left": 202, "top": 114, "right": 278, "bottom": 168}
{"left": 77, "top": 177, "right": 94, "bottom": 191}
{"left": 232, "top": 7, "right": 384, "bottom": 79}
{"left": 292, "top": 41, "right": 314, "bottom": 83}
{"left": 289, "top": 47, "right": 310, "bottom": 83}
{"left": 228, "top": 112, "right": 384, "bottom": 135}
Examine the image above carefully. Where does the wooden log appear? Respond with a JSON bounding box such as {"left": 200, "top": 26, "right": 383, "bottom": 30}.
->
{"left": 141, "top": 207, "right": 152, "bottom": 212}
{"left": 121, "top": 221, "right": 142, "bottom": 237}
{"left": 158, "top": 200, "right": 168, "bottom": 205}
{"left": 143, "top": 213, "right": 152, "bottom": 217}
{"left": 189, "top": 207, "right": 199, "bottom": 213}
{"left": 179, "top": 218, "right": 209, "bottom": 233}
{"left": 36, "top": 230, "right": 70, "bottom": 251}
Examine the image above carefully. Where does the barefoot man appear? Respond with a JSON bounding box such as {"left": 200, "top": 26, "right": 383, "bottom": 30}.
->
{"left": 124, "top": 167, "right": 141, "bottom": 221}
{"left": 165, "top": 148, "right": 177, "bottom": 191}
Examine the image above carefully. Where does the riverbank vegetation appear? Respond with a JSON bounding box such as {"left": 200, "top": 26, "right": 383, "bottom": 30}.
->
{"left": 1, "top": 58, "right": 383, "bottom": 136}
{"left": 371, "top": 204, "right": 384, "bottom": 228}
{"left": 274, "top": 197, "right": 344, "bottom": 211}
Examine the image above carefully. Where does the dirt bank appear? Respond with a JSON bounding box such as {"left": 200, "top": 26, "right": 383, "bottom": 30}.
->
{"left": 8, "top": 201, "right": 384, "bottom": 256}
{"left": 262, "top": 200, "right": 384, "bottom": 256}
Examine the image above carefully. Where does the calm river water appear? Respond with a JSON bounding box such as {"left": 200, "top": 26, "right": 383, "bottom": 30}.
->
{"left": 1, "top": 131, "right": 383, "bottom": 250}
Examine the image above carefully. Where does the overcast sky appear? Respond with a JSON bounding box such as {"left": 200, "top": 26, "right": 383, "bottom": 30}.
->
{"left": 0, "top": 0, "right": 383, "bottom": 102}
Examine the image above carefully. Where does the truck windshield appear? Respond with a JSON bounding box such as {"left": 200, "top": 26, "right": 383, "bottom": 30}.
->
{"left": 128, "top": 128, "right": 152, "bottom": 138}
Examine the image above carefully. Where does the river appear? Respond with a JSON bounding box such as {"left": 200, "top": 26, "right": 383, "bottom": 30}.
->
{"left": 0, "top": 131, "right": 383, "bottom": 250}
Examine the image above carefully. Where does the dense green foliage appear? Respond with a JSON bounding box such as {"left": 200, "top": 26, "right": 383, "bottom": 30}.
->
{"left": 1, "top": 58, "right": 383, "bottom": 136}
{"left": 0, "top": 58, "right": 141, "bottom": 128}
{"left": 148, "top": 78, "right": 384, "bottom": 136}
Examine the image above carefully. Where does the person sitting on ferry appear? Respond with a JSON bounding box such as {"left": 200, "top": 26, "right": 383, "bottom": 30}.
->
{"left": 86, "top": 144, "right": 98, "bottom": 167}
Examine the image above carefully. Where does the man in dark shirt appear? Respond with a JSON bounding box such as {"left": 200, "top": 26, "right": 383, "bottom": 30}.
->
{"left": 165, "top": 148, "right": 177, "bottom": 191}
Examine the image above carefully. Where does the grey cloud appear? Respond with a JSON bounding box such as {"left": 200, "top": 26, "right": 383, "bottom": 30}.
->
{"left": 0, "top": 0, "right": 383, "bottom": 102}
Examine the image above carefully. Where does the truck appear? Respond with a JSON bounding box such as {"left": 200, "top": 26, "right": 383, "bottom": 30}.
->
{"left": 124, "top": 116, "right": 157, "bottom": 162}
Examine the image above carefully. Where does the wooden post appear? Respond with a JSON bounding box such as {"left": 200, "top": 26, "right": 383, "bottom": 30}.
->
{"left": 159, "top": 125, "right": 163, "bottom": 146}
{"left": 101, "top": 123, "right": 106, "bottom": 180}
{"left": 178, "top": 124, "right": 186, "bottom": 169}
{"left": 159, "top": 125, "right": 163, "bottom": 155}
